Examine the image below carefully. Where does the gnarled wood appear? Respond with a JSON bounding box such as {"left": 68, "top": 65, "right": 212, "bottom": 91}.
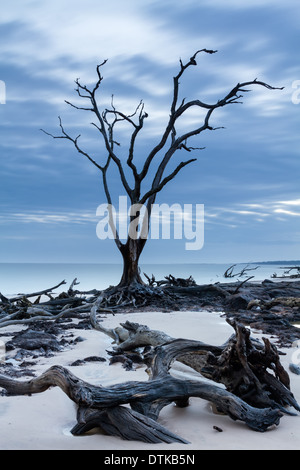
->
{"left": 72, "top": 405, "right": 189, "bottom": 444}
{"left": 0, "top": 363, "right": 284, "bottom": 443}
{"left": 1, "top": 318, "right": 298, "bottom": 443}
{"left": 91, "top": 316, "right": 300, "bottom": 413}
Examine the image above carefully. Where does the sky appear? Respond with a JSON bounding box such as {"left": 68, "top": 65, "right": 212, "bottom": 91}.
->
{"left": 0, "top": 0, "right": 299, "bottom": 265}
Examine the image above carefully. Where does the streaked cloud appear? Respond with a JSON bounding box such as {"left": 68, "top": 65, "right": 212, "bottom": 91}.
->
{"left": 0, "top": 210, "right": 98, "bottom": 225}
{"left": 206, "top": 198, "right": 300, "bottom": 226}
{"left": 197, "top": 0, "right": 296, "bottom": 9}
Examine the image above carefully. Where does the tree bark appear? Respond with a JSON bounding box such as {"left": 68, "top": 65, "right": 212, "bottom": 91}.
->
{"left": 91, "top": 318, "right": 300, "bottom": 413}
{"left": 118, "top": 238, "right": 145, "bottom": 287}
{"left": 0, "top": 363, "right": 284, "bottom": 443}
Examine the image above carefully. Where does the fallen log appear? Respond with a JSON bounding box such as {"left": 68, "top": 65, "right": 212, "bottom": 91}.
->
{"left": 7, "top": 280, "right": 67, "bottom": 303}
{"left": 91, "top": 314, "right": 300, "bottom": 412}
{"left": 165, "top": 283, "right": 229, "bottom": 299}
{"left": 0, "top": 360, "right": 284, "bottom": 443}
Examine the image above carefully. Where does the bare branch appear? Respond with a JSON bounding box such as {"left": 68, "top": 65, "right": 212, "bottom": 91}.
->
{"left": 178, "top": 142, "right": 206, "bottom": 152}
{"left": 104, "top": 99, "right": 145, "bottom": 127}
{"left": 101, "top": 157, "right": 123, "bottom": 251}
{"left": 41, "top": 117, "right": 104, "bottom": 172}
{"left": 139, "top": 49, "right": 217, "bottom": 181}
{"left": 139, "top": 158, "right": 197, "bottom": 206}
{"left": 59, "top": 61, "right": 134, "bottom": 200}
{"left": 92, "top": 59, "right": 108, "bottom": 95}
{"left": 102, "top": 99, "right": 148, "bottom": 197}
{"left": 177, "top": 49, "right": 218, "bottom": 82}
{"left": 139, "top": 67, "right": 283, "bottom": 222}
{"left": 64, "top": 99, "right": 93, "bottom": 112}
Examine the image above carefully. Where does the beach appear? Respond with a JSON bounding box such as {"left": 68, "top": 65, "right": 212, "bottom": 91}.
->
{"left": 0, "top": 309, "right": 299, "bottom": 451}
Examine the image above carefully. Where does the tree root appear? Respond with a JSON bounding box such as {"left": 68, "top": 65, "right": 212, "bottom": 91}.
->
{"left": 91, "top": 313, "right": 300, "bottom": 412}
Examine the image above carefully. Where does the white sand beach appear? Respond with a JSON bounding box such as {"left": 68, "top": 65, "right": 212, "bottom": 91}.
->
{"left": 0, "top": 310, "right": 299, "bottom": 451}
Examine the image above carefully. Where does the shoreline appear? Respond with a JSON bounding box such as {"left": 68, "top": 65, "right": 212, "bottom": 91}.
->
{"left": 1, "top": 261, "right": 298, "bottom": 297}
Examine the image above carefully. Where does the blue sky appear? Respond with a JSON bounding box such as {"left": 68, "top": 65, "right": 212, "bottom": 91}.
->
{"left": 0, "top": 0, "right": 299, "bottom": 265}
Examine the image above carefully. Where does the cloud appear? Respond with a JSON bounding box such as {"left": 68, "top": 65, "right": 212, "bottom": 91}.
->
{"left": 0, "top": 1, "right": 206, "bottom": 72}
{"left": 205, "top": 198, "right": 300, "bottom": 226}
{"left": 196, "top": 0, "right": 296, "bottom": 10}
{"left": 274, "top": 208, "right": 300, "bottom": 217}
{"left": 0, "top": 210, "right": 98, "bottom": 225}
{"left": 3, "top": 197, "right": 298, "bottom": 230}
{"left": 278, "top": 198, "right": 300, "bottom": 206}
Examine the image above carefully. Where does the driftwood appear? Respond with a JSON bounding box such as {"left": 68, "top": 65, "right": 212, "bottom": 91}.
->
{"left": 144, "top": 273, "right": 196, "bottom": 288}
{"left": 0, "top": 280, "right": 68, "bottom": 304}
{"left": 224, "top": 264, "right": 259, "bottom": 279}
{"left": 0, "top": 360, "right": 284, "bottom": 443}
{"left": 1, "top": 276, "right": 300, "bottom": 350}
{"left": 1, "top": 275, "right": 216, "bottom": 329}
{"left": 272, "top": 267, "right": 300, "bottom": 279}
{"left": 91, "top": 314, "right": 300, "bottom": 412}
{"left": 0, "top": 279, "right": 113, "bottom": 329}
{"left": 0, "top": 296, "right": 299, "bottom": 443}
{"left": 0, "top": 329, "right": 291, "bottom": 444}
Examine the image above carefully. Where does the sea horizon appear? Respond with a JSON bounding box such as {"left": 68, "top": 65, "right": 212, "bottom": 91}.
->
{"left": 0, "top": 260, "right": 299, "bottom": 296}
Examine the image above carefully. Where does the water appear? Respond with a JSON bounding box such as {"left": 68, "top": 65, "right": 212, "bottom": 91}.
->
{"left": 0, "top": 262, "right": 298, "bottom": 296}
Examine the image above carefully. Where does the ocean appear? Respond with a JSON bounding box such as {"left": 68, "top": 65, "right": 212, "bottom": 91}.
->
{"left": 0, "top": 262, "right": 298, "bottom": 297}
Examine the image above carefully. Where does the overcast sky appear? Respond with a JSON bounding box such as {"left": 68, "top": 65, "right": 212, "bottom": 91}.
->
{"left": 0, "top": 0, "right": 299, "bottom": 265}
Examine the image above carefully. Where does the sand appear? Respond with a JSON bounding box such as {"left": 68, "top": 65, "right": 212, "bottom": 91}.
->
{"left": 0, "top": 310, "right": 299, "bottom": 450}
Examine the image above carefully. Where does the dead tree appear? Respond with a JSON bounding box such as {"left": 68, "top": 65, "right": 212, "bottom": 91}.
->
{"left": 224, "top": 264, "right": 259, "bottom": 278}
{"left": 41, "top": 51, "right": 283, "bottom": 290}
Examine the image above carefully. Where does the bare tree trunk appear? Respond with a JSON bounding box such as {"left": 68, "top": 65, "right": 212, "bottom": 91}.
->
{"left": 118, "top": 238, "right": 144, "bottom": 287}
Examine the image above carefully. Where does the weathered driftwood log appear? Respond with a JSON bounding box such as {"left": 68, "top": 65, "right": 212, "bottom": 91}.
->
{"left": 91, "top": 306, "right": 174, "bottom": 349}
{"left": 144, "top": 273, "right": 196, "bottom": 288}
{"left": 201, "top": 320, "right": 298, "bottom": 411}
{"left": 72, "top": 404, "right": 189, "bottom": 444}
{"left": 0, "top": 294, "right": 113, "bottom": 329}
{"left": 0, "top": 349, "right": 285, "bottom": 444}
{"left": 1, "top": 280, "right": 67, "bottom": 304}
{"left": 91, "top": 313, "right": 300, "bottom": 413}
{"left": 165, "top": 283, "right": 229, "bottom": 299}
